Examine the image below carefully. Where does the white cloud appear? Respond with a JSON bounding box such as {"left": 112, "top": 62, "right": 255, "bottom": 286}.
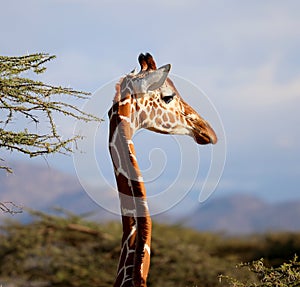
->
{"left": 226, "top": 56, "right": 300, "bottom": 108}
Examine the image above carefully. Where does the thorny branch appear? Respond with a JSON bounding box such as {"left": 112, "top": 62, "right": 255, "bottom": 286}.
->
{"left": 0, "top": 201, "right": 23, "bottom": 214}
{"left": 0, "top": 53, "right": 102, "bottom": 172}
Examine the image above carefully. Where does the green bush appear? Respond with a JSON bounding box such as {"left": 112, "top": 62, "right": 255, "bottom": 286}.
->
{"left": 220, "top": 256, "right": 300, "bottom": 287}
{"left": 0, "top": 210, "right": 299, "bottom": 287}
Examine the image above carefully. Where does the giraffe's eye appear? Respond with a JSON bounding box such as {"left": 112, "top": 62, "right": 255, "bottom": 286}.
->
{"left": 162, "top": 93, "right": 175, "bottom": 104}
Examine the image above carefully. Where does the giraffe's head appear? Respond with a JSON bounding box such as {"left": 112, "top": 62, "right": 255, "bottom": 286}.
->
{"left": 117, "top": 53, "right": 217, "bottom": 145}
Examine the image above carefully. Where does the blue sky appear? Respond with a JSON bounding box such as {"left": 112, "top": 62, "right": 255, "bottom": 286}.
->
{"left": 1, "top": 1, "right": 300, "bottom": 213}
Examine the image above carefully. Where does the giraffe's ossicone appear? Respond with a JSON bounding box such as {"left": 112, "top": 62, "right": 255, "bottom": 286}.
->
{"left": 108, "top": 53, "right": 217, "bottom": 287}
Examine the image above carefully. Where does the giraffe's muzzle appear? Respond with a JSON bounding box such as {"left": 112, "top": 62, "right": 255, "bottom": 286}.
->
{"left": 193, "top": 121, "right": 217, "bottom": 145}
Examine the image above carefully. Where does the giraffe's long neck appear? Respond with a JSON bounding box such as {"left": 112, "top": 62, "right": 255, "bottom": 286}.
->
{"left": 109, "top": 86, "right": 152, "bottom": 287}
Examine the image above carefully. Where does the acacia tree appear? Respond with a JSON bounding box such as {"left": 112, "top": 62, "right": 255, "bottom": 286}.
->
{"left": 0, "top": 53, "right": 101, "bottom": 213}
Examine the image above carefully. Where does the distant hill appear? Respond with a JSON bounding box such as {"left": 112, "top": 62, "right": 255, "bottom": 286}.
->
{"left": 186, "top": 193, "right": 300, "bottom": 234}
{"left": 2, "top": 162, "right": 300, "bottom": 234}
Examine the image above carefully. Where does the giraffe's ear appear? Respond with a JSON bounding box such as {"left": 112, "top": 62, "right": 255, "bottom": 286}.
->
{"left": 144, "top": 64, "right": 171, "bottom": 91}
{"left": 132, "top": 64, "right": 171, "bottom": 94}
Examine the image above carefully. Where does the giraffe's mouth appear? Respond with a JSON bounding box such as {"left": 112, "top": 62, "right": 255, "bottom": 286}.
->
{"left": 193, "top": 122, "right": 217, "bottom": 145}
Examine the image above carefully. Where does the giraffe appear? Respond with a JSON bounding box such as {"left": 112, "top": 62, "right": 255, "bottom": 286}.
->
{"left": 108, "top": 53, "right": 217, "bottom": 287}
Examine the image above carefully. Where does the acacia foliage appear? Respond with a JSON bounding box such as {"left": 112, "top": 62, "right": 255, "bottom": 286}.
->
{"left": 0, "top": 53, "right": 101, "bottom": 173}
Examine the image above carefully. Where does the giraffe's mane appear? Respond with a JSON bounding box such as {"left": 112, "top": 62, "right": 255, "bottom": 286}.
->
{"left": 113, "top": 81, "right": 122, "bottom": 103}
{"left": 113, "top": 75, "right": 126, "bottom": 104}
{"left": 113, "top": 67, "right": 139, "bottom": 104}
